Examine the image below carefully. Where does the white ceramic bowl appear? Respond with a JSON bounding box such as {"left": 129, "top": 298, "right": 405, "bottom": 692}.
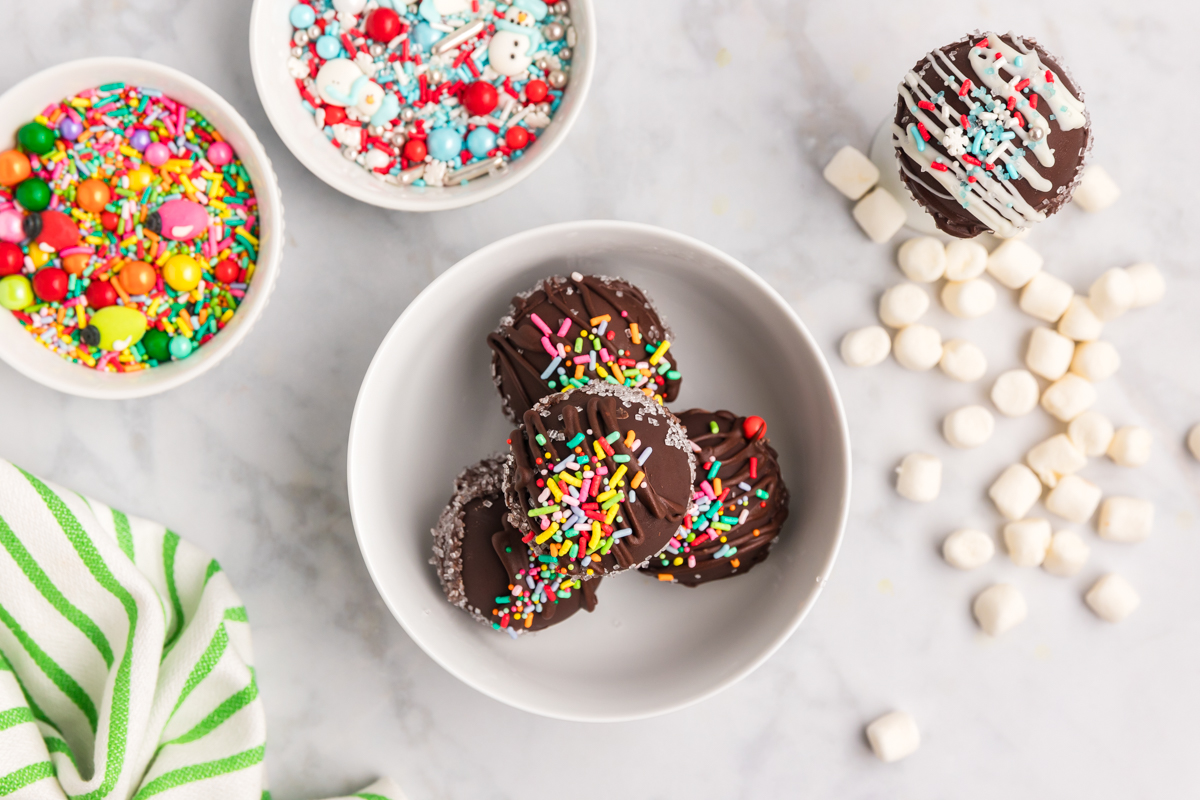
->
{"left": 0, "top": 58, "right": 284, "bottom": 399}
{"left": 348, "top": 221, "right": 851, "bottom": 721}
{"left": 249, "top": 0, "right": 595, "bottom": 211}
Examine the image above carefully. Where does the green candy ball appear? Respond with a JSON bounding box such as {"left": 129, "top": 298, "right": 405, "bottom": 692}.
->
{"left": 0, "top": 274, "right": 33, "bottom": 310}
{"left": 168, "top": 335, "right": 194, "bottom": 360}
{"left": 15, "top": 178, "right": 50, "bottom": 212}
{"left": 18, "top": 122, "right": 56, "bottom": 156}
{"left": 142, "top": 328, "right": 172, "bottom": 362}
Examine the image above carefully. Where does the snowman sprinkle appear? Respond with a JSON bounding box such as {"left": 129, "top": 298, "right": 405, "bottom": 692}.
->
{"left": 286, "top": 0, "right": 576, "bottom": 188}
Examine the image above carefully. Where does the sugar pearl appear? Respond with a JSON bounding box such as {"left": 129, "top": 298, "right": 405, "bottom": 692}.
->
{"left": 1098, "top": 497, "right": 1154, "bottom": 543}
{"left": 941, "top": 279, "right": 996, "bottom": 319}
{"left": 865, "top": 711, "right": 920, "bottom": 763}
{"left": 1085, "top": 574, "right": 1140, "bottom": 623}
{"left": 991, "top": 369, "right": 1040, "bottom": 417}
{"left": 1025, "top": 326, "right": 1075, "bottom": 381}
{"left": 1068, "top": 411, "right": 1115, "bottom": 457}
{"left": 973, "top": 583, "right": 1027, "bottom": 636}
{"left": 943, "top": 405, "right": 994, "bottom": 449}
{"left": 943, "top": 239, "right": 988, "bottom": 281}
{"left": 1043, "top": 530, "right": 1089, "bottom": 577}
{"left": 1108, "top": 426, "right": 1152, "bottom": 467}
{"left": 896, "top": 453, "right": 941, "bottom": 502}
{"left": 942, "top": 529, "right": 995, "bottom": 569}
{"left": 939, "top": 339, "right": 987, "bottom": 382}
{"left": 897, "top": 237, "right": 947, "bottom": 283}
{"left": 879, "top": 283, "right": 930, "bottom": 328}
{"left": 893, "top": 325, "right": 943, "bottom": 371}
{"left": 840, "top": 326, "right": 891, "bottom": 367}
{"left": 989, "top": 464, "right": 1042, "bottom": 521}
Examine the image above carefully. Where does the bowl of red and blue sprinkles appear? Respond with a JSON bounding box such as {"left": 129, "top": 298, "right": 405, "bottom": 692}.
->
{"left": 250, "top": 0, "right": 595, "bottom": 210}
{"left": 0, "top": 58, "right": 283, "bottom": 399}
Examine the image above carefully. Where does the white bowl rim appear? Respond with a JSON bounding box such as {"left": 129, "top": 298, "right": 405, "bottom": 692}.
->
{"left": 0, "top": 56, "right": 285, "bottom": 400}
{"left": 248, "top": 0, "right": 597, "bottom": 212}
{"left": 347, "top": 219, "right": 853, "bottom": 721}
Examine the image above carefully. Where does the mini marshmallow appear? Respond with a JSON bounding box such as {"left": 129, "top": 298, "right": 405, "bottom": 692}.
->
{"left": 840, "top": 326, "right": 891, "bottom": 367}
{"left": 854, "top": 187, "right": 906, "bottom": 243}
{"left": 1025, "top": 327, "right": 1076, "bottom": 381}
{"left": 1070, "top": 341, "right": 1120, "bottom": 382}
{"left": 893, "top": 325, "right": 943, "bottom": 371}
{"left": 1042, "top": 530, "right": 1089, "bottom": 577}
{"left": 897, "top": 237, "right": 946, "bottom": 283}
{"left": 879, "top": 283, "right": 930, "bottom": 328}
{"left": 942, "top": 529, "right": 995, "bottom": 570}
{"left": 1041, "top": 374, "right": 1096, "bottom": 422}
{"left": 939, "top": 339, "right": 987, "bottom": 382}
{"left": 1189, "top": 424, "right": 1200, "bottom": 461}
{"left": 1098, "top": 497, "right": 1154, "bottom": 543}
{"left": 973, "top": 584, "right": 1028, "bottom": 636}
{"left": 1057, "top": 296, "right": 1104, "bottom": 342}
{"left": 1068, "top": 411, "right": 1115, "bottom": 457}
{"left": 991, "top": 370, "right": 1041, "bottom": 417}
{"left": 944, "top": 239, "right": 988, "bottom": 281}
{"left": 896, "top": 453, "right": 941, "bottom": 502}
{"left": 987, "top": 239, "right": 1043, "bottom": 289}
{"left": 1004, "top": 518, "right": 1052, "bottom": 567}
{"left": 865, "top": 711, "right": 920, "bottom": 763}
{"left": 1045, "top": 474, "right": 1103, "bottom": 524}
{"left": 941, "top": 279, "right": 997, "bottom": 319}
{"left": 1085, "top": 574, "right": 1140, "bottom": 623}
{"left": 1072, "top": 165, "right": 1120, "bottom": 213}
{"left": 1125, "top": 262, "right": 1164, "bottom": 308}
{"left": 823, "top": 145, "right": 880, "bottom": 200}
{"left": 1019, "top": 272, "right": 1074, "bottom": 323}
{"left": 943, "top": 405, "right": 994, "bottom": 449}
{"left": 1026, "top": 434, "right": 1087, "bottom": 488}
{"left": 1088, "top": 268, "right": 1135, "bottom": 322}
{"left": 1108, "top": 426, "right": 1152, "bottom": 468}
{"left": 988, "top": 464, "right": 1042, "bottom": 521}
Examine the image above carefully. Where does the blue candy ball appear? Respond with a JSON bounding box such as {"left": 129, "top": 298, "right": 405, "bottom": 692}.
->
{"left": 315, "top": 34, "right": 342, "bottom": 60}
{"left": 466, "top": 127, "right": 497, "bottom": 158}
{"left": 289, "top": 3, "right": 316, "bottom": 28}
{"left": 410, "top": 22, "right": 443, "bottom": 51}
{"left": 426, "top": 127, "right": 462, "bottom": 161}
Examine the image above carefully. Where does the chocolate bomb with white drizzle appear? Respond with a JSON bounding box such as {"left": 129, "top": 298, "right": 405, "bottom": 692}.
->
{"left": 431, "top": 455, "right": 600, "bottom": 636}
{"left": 504, "top": 382, "right": 696, "bottom": 578}
{"left": 488, "top": 273, "right": 682, "bottom": 424}
{"left": 642, "top": 410, "right": 789, "bottom": 586}
{"left": 892, "top": 31, "right": 1090, "bottom": 238}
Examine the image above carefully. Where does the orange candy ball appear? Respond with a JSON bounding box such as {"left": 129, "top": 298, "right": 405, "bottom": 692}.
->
{"left": 0, "top": 150, "right": 31, "bottom": 186}
{"left": 76, "top": 179, "right": 111, "bottom": 213}
{"left": 63, "top": 253, "right": 91, "bottom": 276}
{"left": 118, "top": 260, "right": 157, "bottom": 295}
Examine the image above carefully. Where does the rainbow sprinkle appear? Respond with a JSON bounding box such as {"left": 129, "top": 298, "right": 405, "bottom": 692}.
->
{"left": 491, "top": 543, "right": 585, "bottom": 638}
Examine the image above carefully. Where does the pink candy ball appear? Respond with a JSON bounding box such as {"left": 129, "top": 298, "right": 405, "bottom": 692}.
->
{"left": 144, "top": 142, "right": 171, "bottom": 167}
{"left": 0, "top": 210, "right": 24, "bottom": 243}
{"left": 206, "top": 141, "right": 233, "bottom": 167}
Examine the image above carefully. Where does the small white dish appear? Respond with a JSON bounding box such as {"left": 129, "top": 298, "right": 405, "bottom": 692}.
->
{"left": 249, "top": 0, "right": 596, "bottom": 211}
{"left": 0, "top": 57, "right": 284, "bottom": 399}
{"left": 348, "top": 221, "right": 851, "bottom": 721}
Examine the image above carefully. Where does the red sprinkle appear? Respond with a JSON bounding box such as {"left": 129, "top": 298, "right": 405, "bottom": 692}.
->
{"left": 960, "top": 114, "right": 970, "bottom": 130}
{"left": 1014, "top": 111, "right": 1026, "bottom": 128}
{"left": 967, "top": 174, "right": 978, "bottom": 183}
{"left": 1029, "top": 94, "right": 1039, "bottom": 110}
{"left": 1015, "top": 78, "right": 1031, "bottom": 92}
{"left": 916, "top": 122, "right": 930, "bottom": 141}
{"left": 974, "top": 38, "right": 990, "bottom": 48}
{"left": 1045, "top": 70, "right": 1054, "bottom": 83}
{"left": 1006, "top": 95, "right": 1017, "bottom": 111}
{"left": 958, "top": 79, "right": 972, "bottom": 97}
{"left": 917, "top": 100, "right": 937, "bottom": 111}
{"left": 929, "top": 161, "right": 949, "bottom": 172}
{"left": 962, "top": 153, "right": 982, "bottom": 166}
{"left": 749, "top": 457, "right": 758, "bottom": 480}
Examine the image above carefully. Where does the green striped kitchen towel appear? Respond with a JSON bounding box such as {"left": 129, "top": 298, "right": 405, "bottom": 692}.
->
{"left": 0, "top": 459, "right": 404, "bottom": 800}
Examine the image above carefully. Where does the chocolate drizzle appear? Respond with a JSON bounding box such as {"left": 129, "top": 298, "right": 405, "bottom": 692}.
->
{"left": 504, "top": 382, "right": 695, "bottom": 577}
{"left": 642, "top": 410, "right": 790, "bottom": 586}
{"left": 487, "top": 274, "right": 682, "bottom": 423}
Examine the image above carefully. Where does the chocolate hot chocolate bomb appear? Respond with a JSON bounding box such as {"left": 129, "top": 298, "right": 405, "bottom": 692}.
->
{"left": 892, "top": 32, "right": 1091, "bottom": 238}
{"left": 642, "top": 410, "right": 790, "bottom": 586}
{"left": 505, "top": 382, "right": 696, "bottom": 578}
{"left": 487, "top": 273, "right": 682, "bottom": 423}
{"left": 431, "top": 455, "right": 600, "bottom": 635}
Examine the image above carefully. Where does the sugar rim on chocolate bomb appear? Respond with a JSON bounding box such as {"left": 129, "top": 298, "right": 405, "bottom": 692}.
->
{"left": 504, "top": 381, "right": 696, "bottom": 578}
{"left": 488, "top": 272, "right": 682, "bottom": 423}
{"left": 431, "top": 454, "right": 599, "bottom": 636}
{"left": 892, "top": 31, "right": 1091, "bottom": 239}
{"left": 642, "top": 409, "right": 790, "bottom": 586}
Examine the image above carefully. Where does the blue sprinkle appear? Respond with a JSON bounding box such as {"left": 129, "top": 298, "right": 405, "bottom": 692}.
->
{"left": 541, "top": 356, "right": 563, "bottom": 380}
{"left": 1014, "top": 55, "right": 1025, "bottom": 68}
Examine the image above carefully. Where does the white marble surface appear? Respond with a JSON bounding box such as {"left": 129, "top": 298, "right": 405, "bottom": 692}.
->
{"left": 2, "top": 0, "right": 1200, "bottom": 796}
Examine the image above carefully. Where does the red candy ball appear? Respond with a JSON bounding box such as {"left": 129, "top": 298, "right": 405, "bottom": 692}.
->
{"left": 34, "top": 210, "right": 81, "bottom": 252}
{"left": 525, "top": 79, "right": 548, "bottom": 103}
{"left": 0, "top": 241, "right": 22, "bottom": 276}
{"left": 404, "top": 139, "right": 427, "bottom": 162}
{"left": 505, "top": 126, "right": 530, "bottom": 149}
{"left": 742, "top": 415, "right": 767, "bottom": 441}
{"left": 85, "top": 279, "right": 118, "bottom": 309}
{"left": 32, "top": 267, "right": 68, "bottom": 302}
{"left": 214, "top": 258, "right": 239, "bottom": 284}
{"left": 462, "top": 81, "right": 498, "bottom": 116}
{"left": 365, "top": 7, "right": 402, "bottom": 42}
{"left": 323, "top": 105, "right": 347, "bottom": 126}
{"left": 100, "top": 211, "right": 119, "bottom": 231}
